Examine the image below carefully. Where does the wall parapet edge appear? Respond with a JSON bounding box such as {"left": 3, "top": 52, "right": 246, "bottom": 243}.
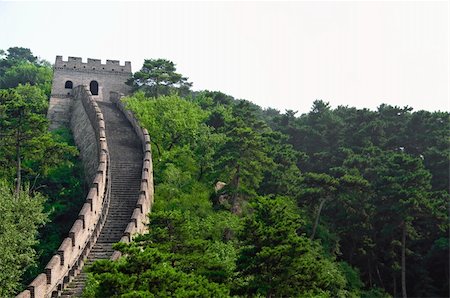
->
{"left": 109, "top": 91, "right": 154, "bottom": 260}
{"left": 17, "top": 85, "right": 112, "bottom": 298}
{"left": 54, "top": 56, "right": 132, "bottom": 73}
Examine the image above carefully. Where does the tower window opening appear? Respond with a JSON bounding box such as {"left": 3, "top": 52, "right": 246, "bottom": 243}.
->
{"left": 65, "top": 81, "right": 73, "bottom": 89}
{"left": 90, "top": 80, "right": 99, "bottom": 96}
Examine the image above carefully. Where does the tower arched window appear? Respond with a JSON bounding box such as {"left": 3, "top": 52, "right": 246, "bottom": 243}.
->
{"left": 65, "top": 80, "right": 73, "bottom": 89}
{"left": 90, "top": 80, "right": 99, "bottom": 96}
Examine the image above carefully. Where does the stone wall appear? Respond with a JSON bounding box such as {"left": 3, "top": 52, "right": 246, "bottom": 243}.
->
{"left": 109, "top": 91, "right": 154, "bottom": 260}
{"left": 47, "top": 95, "right": 74, "bottom": 130}
{"left": 17, "top": 86, "right": 112, "bottom": 298}
{"left": 70, "top": 97, "right": 98, "bottom": 182}
{"left": 18, "top": 83, "right": 155, "bottom": 298}
{"left": 47, "top": 56, "right": 132, "bottom": 130}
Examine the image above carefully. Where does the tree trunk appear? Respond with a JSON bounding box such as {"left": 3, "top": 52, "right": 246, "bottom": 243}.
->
{"left": 197, "top": 165, "right": 204, "bottom": 181}
{"left": 152, "top": 140, "right": 162, "bottom": 157}
{"left": 376, "top": 264, "right": 385, "bottom": 289}
{"left": 155, "top": 78, "right": 160, "bottom": 97}
{"left": 349, "top": 240, "right": 355, "bottom": 263}
{"left": 310, "top": 197, "right": 327, "bottom": 240}
{"left": 231, "top": 165, "right": 241, "bottom": 214}
{"left": 15, "top": 136, "right": 21, "bottom": 195}
{"left": 266, "top": 278, "right": 273, "bottom": 298}
{"left": 401, "top": 223, "right": 407, "bottom": 298}
{"left": 168, "top": 134, "right": 180, "bottom": 151}
{"left": 393, "top": 273, "right": 397, "bottom": 297}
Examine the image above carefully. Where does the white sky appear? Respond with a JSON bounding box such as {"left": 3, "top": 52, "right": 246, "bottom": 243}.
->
{"left": 0, "top": 1, "right": 448, "bottom": 114}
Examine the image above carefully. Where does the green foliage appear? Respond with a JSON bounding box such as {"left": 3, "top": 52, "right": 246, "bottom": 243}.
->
{"left": 0, "top": 47, "right": 84, "bottom": 292}
{"left": 270, "top": 103, "right": 449, "bottom": 297}
{"left": 338, "top": 262, "right": 365, "bottom": 297}
{"left": 0, "top": 84, "right": 77, "bottom": 192}
{"left": 235, "top": 196, "right": 348, "bottom": 297}
{"left": 361, "top": 287, "right": 392, "bottom": 298}
{"left": 85, "top": 206, "right": 236, "bottom": 297}
{"left": 124, "top": 93, "right": 207, "bottom": 158}
{"left": 0, "top": 62, "right": 52, "bottom": 93}
{"left": 258, "top": 131, "right": 303, "bottom": 196}
{"left": 0, "top": 181, "right": 47, "bottom": 297}
{"left": 129, "top": 59, "right": 192, "bottom": 97}
{"left": 0, "top": 84, "right": 48, "bottom": 189}
{"left": 215, "top": 119, "right": 272, "bottom": 195}
{"left": 1, "top": 47, "right": 36, "bottom": 64}
{"left": 85, "top": 250, "right": 229, "bottom": 298}
{"left": 87, "top": 57, "right": 448, "bottom": 297}
{"left": 0, "top": 47, "right": 52, "bottom": 96}
{"left": 23, "top": 128, "right": 85, "bottom": 284}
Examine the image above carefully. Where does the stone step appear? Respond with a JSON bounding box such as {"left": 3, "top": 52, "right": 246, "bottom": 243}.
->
{"left": 60, "top": 100, "right": 144, "bottom": 297}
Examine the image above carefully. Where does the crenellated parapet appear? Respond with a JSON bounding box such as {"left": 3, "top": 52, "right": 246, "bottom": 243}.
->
{"left": 18, "top": 87, "right": 155, "bottom": 298}
{"left": 110, "top": 92, "right": 154, "bottom": 261}
{"left": 54, "top": 56, "right": 132, "bottom": 73}
{"left": 48, "top": 55, "right": 132, "bottom": 130}
{"left": 17, "top": 86, "right": 112, "bottom": 298}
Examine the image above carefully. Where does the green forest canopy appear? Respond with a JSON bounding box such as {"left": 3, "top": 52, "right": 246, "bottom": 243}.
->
{"left": 86, "top": 59, "right": 449, "bottom": 297}
{"left": 0, "top": 49, "right": 448, "bottom": 297}
{"left": 0, "top": 47, "right": 85, "bottom": 296}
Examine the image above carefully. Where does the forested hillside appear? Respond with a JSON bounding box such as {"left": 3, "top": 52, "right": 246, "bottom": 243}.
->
{"left": 85, "top": 59, "right": 449, "bottom": 297}
{"left": 0, "top": 49, "right": 447, "bottom": 297}
{"left": 0, "top": 48, "right": 85, "bottom": 296}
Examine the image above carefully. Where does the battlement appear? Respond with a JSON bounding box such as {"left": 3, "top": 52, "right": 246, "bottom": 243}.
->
{"left": 55, "top": 56, "right": 132, "bottom": 73}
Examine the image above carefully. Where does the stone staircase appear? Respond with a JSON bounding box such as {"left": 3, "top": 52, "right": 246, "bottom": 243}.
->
{"left": 60, "top": 101, "right": 143, "bottom": 297}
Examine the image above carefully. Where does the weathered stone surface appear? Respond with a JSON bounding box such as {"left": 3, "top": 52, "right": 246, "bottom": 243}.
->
{"left": 16, "top": 290, "right": 31, "bottom": 298}
{"left": 29, "top": 273, "right": 47, "bottom": 298}
{"left": 19, "top": 56, "right": 156, "bottom": 298}
{"left": 61, "top": 98, "right": 145, "bottom": 297}
{"left": 215, "top": 181, "right": 227, "bottom": 192}
{"left": 48, "top": 56, "right": 132, "bottom": 130}
{"left": 70, "top": 98, "right": 98, "bottom": 183}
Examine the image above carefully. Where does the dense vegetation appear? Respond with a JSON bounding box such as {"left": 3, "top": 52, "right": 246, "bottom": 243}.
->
{"left": 0, "top": 47, "right": 85, "bottom": 296}
{"left": 85, "top": 59, "right": 449, "bottom": 297}
{"left": 0, "top": 49, "right": 447, "bottom": 297}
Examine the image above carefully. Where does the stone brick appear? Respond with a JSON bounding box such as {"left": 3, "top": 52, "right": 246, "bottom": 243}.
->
{"left": 70, "top": 97, "right": 98, "bottom": 182}
{"left": 57, "top": 238, "right": 74, "bottom": 267}
{"left": 136, "top": 193, "right": 148, "bottom": 214}
{"left": 48, "top": 56, "right": 132, "bottom": 130}
{"left": 29, "top": 273, "right": 47, "bottom": 298}
{"left": 78, "top": 203, "right": 92, "bottom": 229}
{"left": 45, "top": 256, "right": 64, "bottom": 286}
{"left": 124, "top": 222, "right": 136, "bottom": 241}
{"left": 16, "top": 290, "right": 31, "bottom": 298}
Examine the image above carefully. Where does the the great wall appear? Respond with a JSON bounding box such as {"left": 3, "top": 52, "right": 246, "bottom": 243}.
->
{"left": 17, "top": 57, "right": 154, "bottom": 298}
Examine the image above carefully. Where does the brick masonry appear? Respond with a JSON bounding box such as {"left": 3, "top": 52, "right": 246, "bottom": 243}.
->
{"left": 70, "top": 98, "right": 98, "bottom": 183}
{"left": 47, "top": 56, "right": 132, "bottom": 130}
{"left": 17, "top": 57, "right": 155, "bottom": 298}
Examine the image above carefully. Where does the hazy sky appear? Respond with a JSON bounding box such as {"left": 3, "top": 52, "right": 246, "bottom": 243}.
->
{"left": 0, "top": 1, "right": 448, "bottom": 114}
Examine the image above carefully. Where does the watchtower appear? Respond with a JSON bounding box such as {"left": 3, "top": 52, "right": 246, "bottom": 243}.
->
{"left": 47, "top": 56, "right": 132, "bottom": 129}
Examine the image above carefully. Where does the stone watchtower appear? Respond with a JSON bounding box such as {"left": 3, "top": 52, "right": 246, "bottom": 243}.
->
{"left": 47, "top": 56, "right": 132, "bottom": 129}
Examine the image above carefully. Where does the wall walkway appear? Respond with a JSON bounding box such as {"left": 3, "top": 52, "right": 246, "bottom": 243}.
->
{"left": 17, "top": 87, "right": 154, "bottom": 298}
